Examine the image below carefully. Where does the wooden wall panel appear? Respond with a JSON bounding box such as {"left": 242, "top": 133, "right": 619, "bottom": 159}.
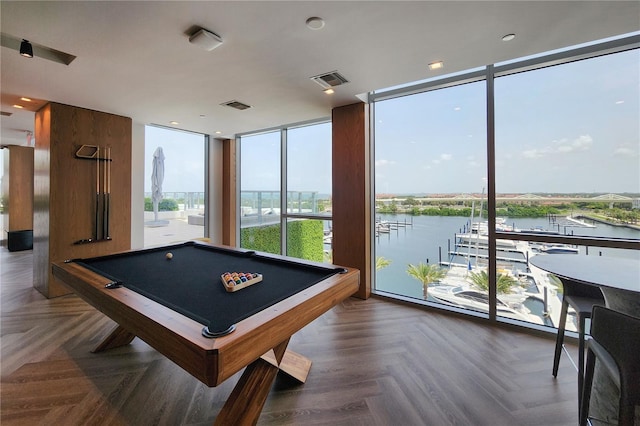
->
{"left": 332, "top": 103, "right": 370, "bottom": 299}
{"left": 2, "top": 145, "right": 34, "bottom": 232}
{"left": 34, "top": 103, "right": 132, "bottom": 298}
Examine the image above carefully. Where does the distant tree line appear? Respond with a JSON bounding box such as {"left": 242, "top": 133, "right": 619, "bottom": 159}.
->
{"left": 376, "top": 200, "right": 639, "bottom": 223}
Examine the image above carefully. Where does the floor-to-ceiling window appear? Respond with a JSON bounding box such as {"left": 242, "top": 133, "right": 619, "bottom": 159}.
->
{"left": 239, "top": 131, "right": 282, "bottom": 255}
{"left": 372, "top": 34, "right": 639, "bottom": 327}
{"left": 239, "top": 121, "right": 332, "bottom": 261}
{"left": 493, "top": 46, "right": 640, "bottom": 326}
{"left": 143, "top": 125, "right": 207, "bottom": 247}
{"left": 286, "top": 122, "right": 332, "bottom": 262}
{"left": 374, "top": 80, "right": 498, "bottom": 318}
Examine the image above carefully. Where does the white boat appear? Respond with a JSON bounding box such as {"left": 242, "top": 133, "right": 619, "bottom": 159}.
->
{"left": 428, "top": 284, "right": 541, "bottom": 323}
{"left": 539, "top": 244, "right": 579, "bottom": 254}
{"left": 565, "top": 216, "right": 596, "bottom": 228}
{"left": 470, "top": 218, "right": 515, "bottom": 233}
{"left": 376, "top": 221, "right": 391, "bottom": 233}
{"left": 456, "top": 232, "right": 518, "bottom": 248}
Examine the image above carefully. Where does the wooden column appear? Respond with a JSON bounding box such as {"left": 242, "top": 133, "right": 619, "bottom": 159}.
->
{"left": 34, "top": 103, "right": 132, "bottom": 298}
{"left": 332, "top": 102, "right": 371, "bottom": 299}
{"left": 1, "top": 145, "right": 34, "bottom": 250}
{"left": 221, "top": 138, "right": 237, "bottom": 247}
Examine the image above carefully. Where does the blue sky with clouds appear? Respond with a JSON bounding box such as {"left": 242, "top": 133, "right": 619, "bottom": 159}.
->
{"left": 375, "top": 48, "right": 639, "bottom": 194}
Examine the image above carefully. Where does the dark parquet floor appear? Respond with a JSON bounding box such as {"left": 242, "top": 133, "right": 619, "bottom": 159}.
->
{"left": 1, "top": 247, "right": 580, "bottom": 425}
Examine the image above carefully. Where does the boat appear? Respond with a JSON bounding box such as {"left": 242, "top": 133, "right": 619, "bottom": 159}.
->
{"left": 428, "top": 284, "right": 542, "bottom": 323}
{"left": 456, "top": 232, "right": 518, "bottom": 249}
{"left": 538, "top": 244, "right": 579, "bottom": 254}
{"left": 565, "top": 216, "right": 596, "bottom": 228}
{"left": 376, "top": 222, "right": 390, "bottom": 233}
{"left": 470, "top": 218, "right": 515, "bottom": 233}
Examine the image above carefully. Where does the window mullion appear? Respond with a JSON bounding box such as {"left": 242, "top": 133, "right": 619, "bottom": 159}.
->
{"left": 280, "top": 128, "right": 287, "bottom": 255}
{"left": 486, "top": 65, "right": 497, "bottom": 322}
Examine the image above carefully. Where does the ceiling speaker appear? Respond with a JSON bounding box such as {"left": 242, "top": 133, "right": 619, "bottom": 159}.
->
{"left": 189, "top": 28, "right": 223, "bottom": 51}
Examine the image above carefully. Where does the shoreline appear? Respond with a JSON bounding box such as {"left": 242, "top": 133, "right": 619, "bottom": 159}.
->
{"left": 576, "top": 214, "right": 640, "bottom": 231}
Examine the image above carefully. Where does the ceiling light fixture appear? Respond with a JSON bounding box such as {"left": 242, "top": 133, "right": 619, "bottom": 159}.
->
{"left": 502, "top": 34, "right": 516, "bottom": 41}
{"left": 323, "top": 88, "right": 335, "bottom": 95}
{"left": 13, "top": 104, "right": 24, "bottom": 109}
{"left": 20, "top": 39, "right": 33, "bottom": 58}
{"left": 189, "top": 28, "right": 223, "bottom": 51}
{"left": 428, "top": 61, "right": 444, "bottom": 70}
{"left": 21, "top": 97, "right": 32, "bottom": 102}
{"left": 306, "top": 17, "right": 325, "bottom": 30}
{"left": 1, "top": 33, "right": 76, "bottom": 64}
{"left": 170, "top": 121, "right": 179, "bottom": 125}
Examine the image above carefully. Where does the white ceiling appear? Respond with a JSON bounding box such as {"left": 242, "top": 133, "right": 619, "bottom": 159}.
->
{"left": 2, "top": 1, "right": 639, "bottom": 145}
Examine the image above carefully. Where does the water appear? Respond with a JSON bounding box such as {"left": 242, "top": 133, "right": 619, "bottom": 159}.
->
{"left": 374, "top": 214, "right": 640, "bottom": 301}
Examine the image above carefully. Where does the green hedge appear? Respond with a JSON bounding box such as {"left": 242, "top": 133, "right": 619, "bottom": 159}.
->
{"left": 240, "top": 220, "right": 324, "bottom": 261}
{"left": 287, "top": 220, "right": 324, "bottom": 261}
{"left": 241, "top": 224, "right": 281, "bottom": 255}
{"left": 144, "top": 197, "right": 179, "bottom": 212}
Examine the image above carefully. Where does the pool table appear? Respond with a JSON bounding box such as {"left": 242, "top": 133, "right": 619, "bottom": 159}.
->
{"left": 52, "top": 241, "right": 359, "bottom": 425}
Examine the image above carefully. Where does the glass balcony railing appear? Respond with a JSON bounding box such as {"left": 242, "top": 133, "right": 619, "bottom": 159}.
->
{"left": 240, "top": 190, "right": 331, "bottom": 226}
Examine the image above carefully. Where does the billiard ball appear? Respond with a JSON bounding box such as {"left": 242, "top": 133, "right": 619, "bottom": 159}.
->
{"left": 166, "top": 252, "right": 173, "bottom": 260}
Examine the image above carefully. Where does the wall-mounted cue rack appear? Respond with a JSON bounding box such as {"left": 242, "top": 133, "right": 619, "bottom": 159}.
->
{"left": 74, "top": 144, "right": 113, "bottom": 245}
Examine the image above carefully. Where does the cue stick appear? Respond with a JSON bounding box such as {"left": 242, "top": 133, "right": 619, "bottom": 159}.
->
{"left": 102, "top": 146, "right": 107, "bottom": 240}
{"left": 95, "top": 146, "right": 101, "bottom": 241}
{"left": 104, "top": 147, "right": 111, "bottom": 240}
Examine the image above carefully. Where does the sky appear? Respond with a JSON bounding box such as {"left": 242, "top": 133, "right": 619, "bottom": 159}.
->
{"left": 240, "top": 122, "right": 332, "bottom": 195}
{"left": 144, "top": 126, "right": 205, "bottom": 194}
{"left": 143, "top": 44, "right": 639, "bottom": 197}
{"left": 375, "top": 48, "right": 640, "bottom": 195}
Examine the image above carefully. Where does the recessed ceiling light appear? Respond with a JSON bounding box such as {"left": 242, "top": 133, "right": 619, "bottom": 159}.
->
{"left": 215, "top": 131, "right": 222, "bottom": 134}
{"left": 13, "top": 104, "right": 24, "bottom": 109}
{"left": 306, "top": 17, "right": 325, "bottom": 30}
{"left": 324, "top": 88, "right": 335, "bottom": 95}
{"left": 428, "top": 61, "right": 444, "bottom": 70}
{"left": 169, "top": 121, "right": 179, "bottom": 125}
{"left": 20, "top": 97, "right": 32, "bottom": 102}
{"left": 502, "top": 34, "right": 516, "bottom": 41}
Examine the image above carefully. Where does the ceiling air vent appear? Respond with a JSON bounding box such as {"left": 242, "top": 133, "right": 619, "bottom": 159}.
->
{"left": 221, "top": 100, "right": 252, "bottom": 111}
{"left": 310, "top": 71, "right": 349, "bottom": 89}
{"left": 0, "top": 111, "right": 13, "bottom": 116}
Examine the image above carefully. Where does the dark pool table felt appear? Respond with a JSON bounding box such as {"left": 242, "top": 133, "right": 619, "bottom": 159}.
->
{"left": 75, "top": 242, "right": 343, "bottom": 336}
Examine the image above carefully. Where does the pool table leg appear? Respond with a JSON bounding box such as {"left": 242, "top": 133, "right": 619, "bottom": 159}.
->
{"left": 91, "top": 324, "right": 136, "bottom": 353}
{"left": 261, "top": 349, "right": 312, "bottom": 383}
{"left": 214, "top": 338, "right": 290, "bottom": 426}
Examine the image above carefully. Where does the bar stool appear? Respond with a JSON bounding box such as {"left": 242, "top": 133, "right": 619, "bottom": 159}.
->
{"left": 580, "top": 306, "right": 640, "bottom": 426}
{"left": 552, "top": 277, "right": 604, "bottom": 412}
